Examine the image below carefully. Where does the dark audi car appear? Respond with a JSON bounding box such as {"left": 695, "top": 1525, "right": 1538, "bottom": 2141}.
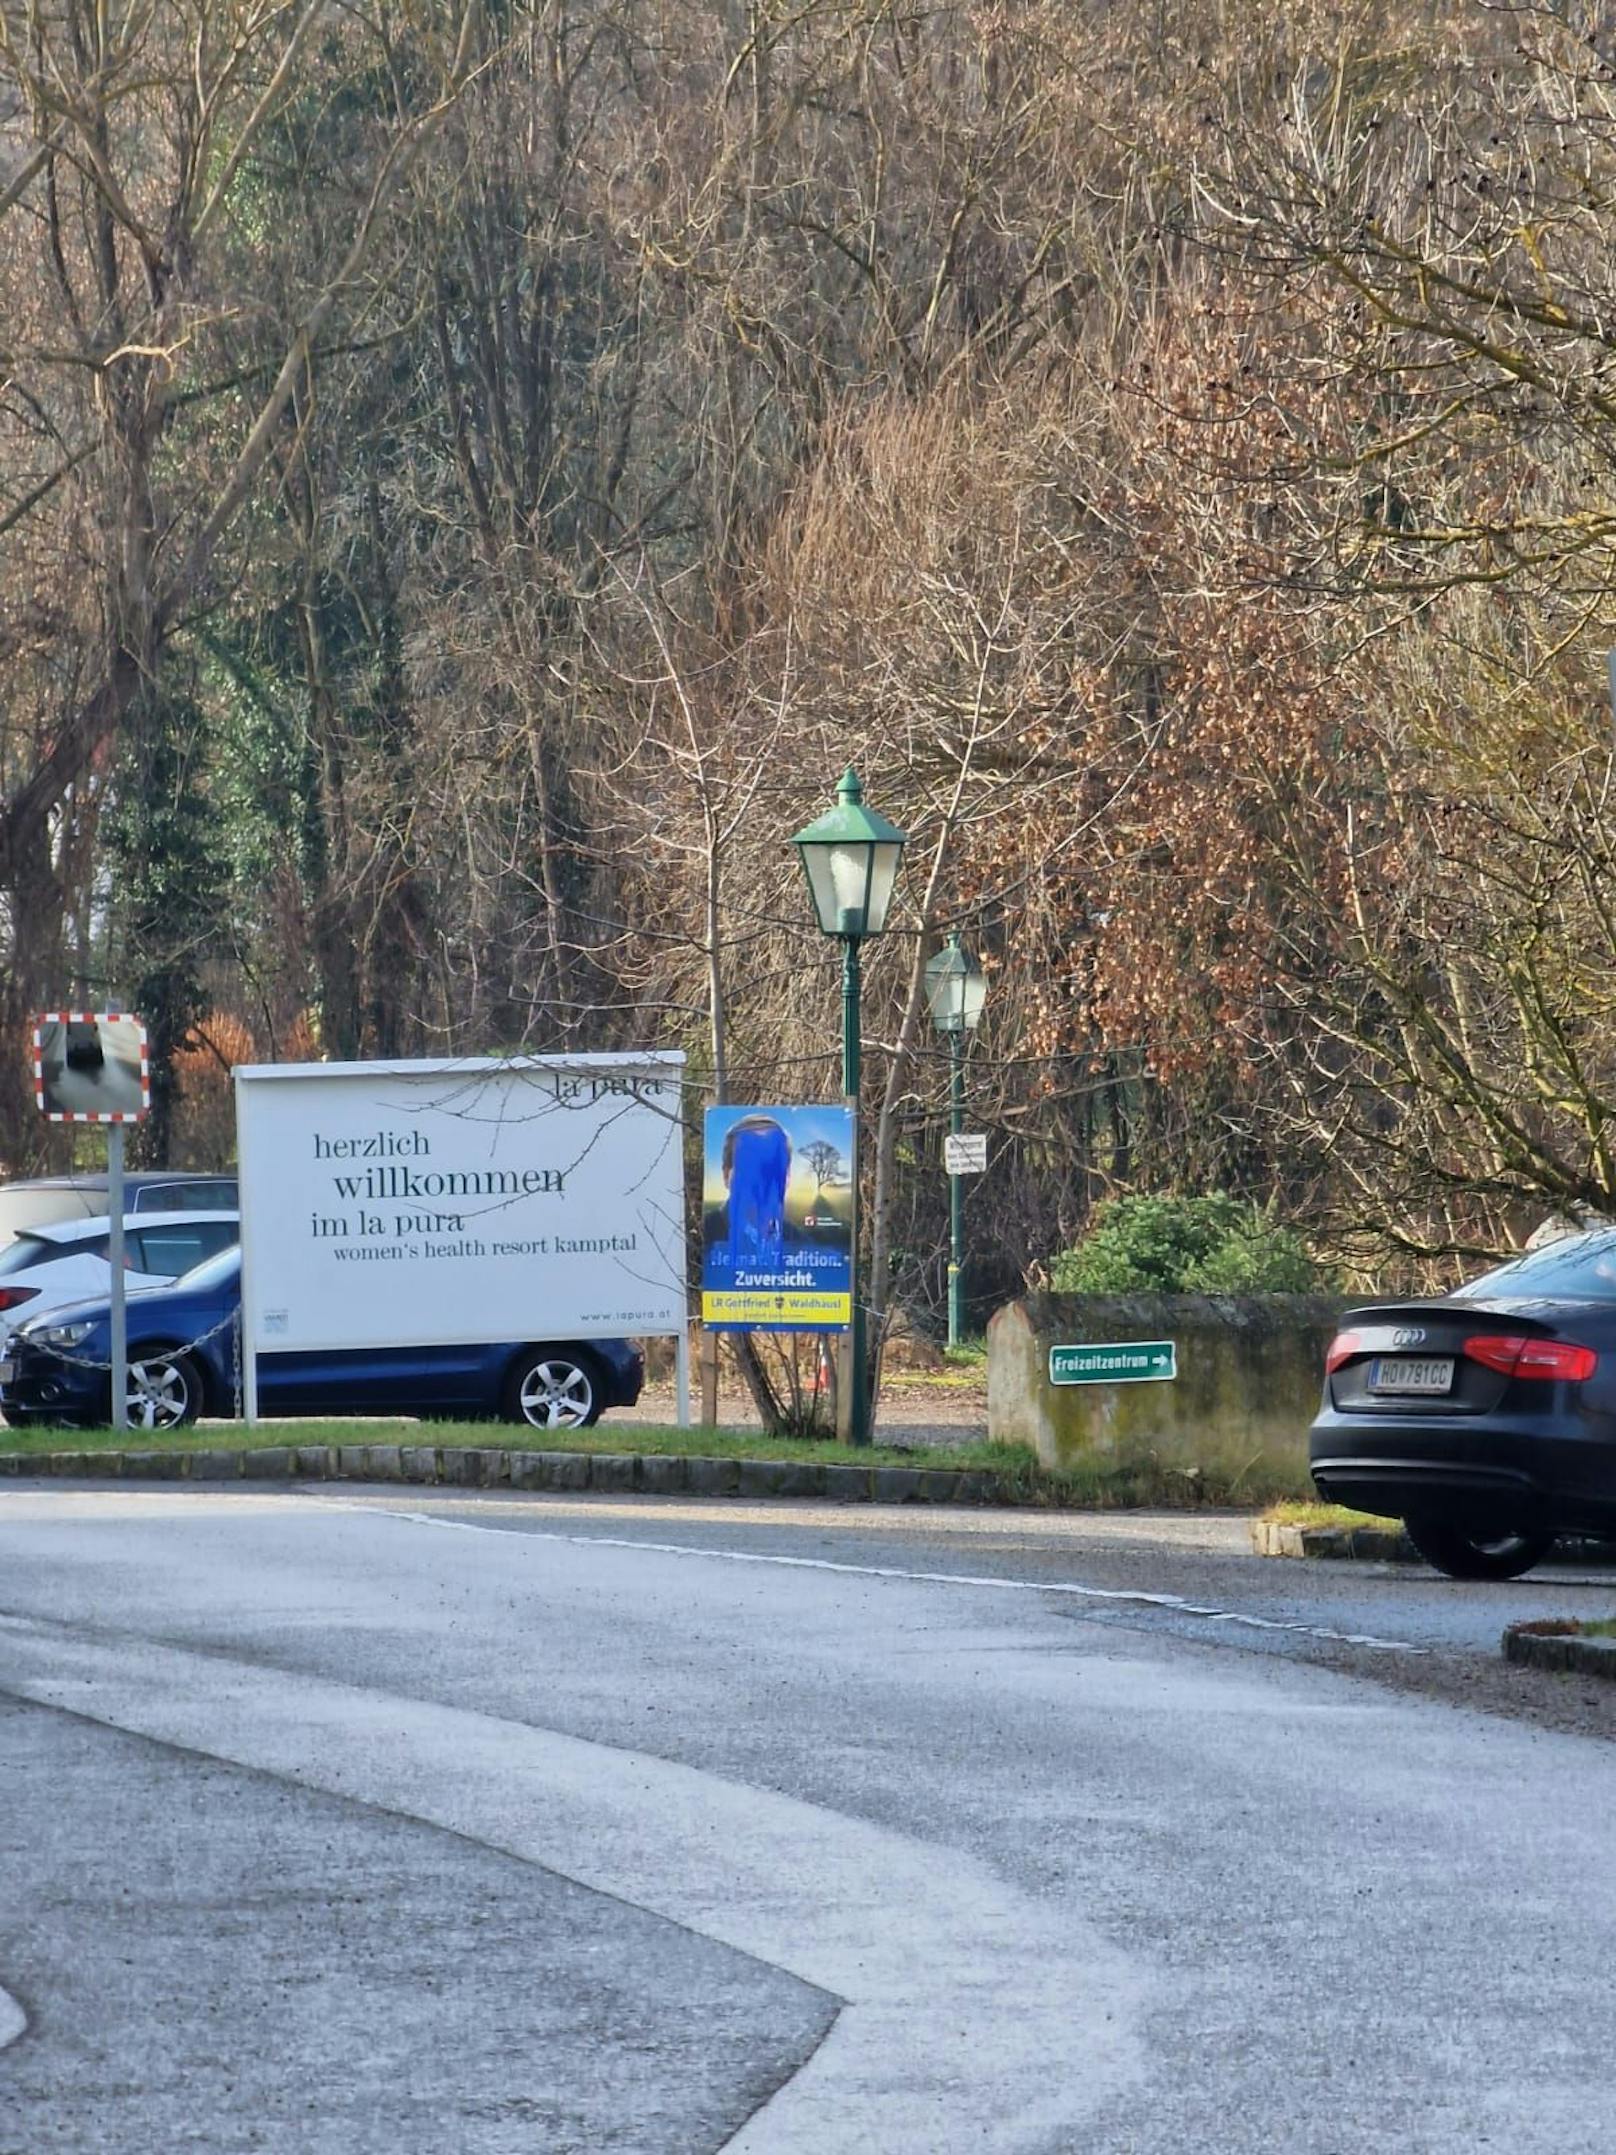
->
{"left": 0, "top": 1247, "right": 643, "bottom": 1435}
{"left": 1310, "top": 1228, "right": 1616, "bottom": 1578}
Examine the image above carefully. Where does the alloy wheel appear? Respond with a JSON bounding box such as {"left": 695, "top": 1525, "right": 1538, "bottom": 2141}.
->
{"left": 516, "top": 1359, "right": 594, "bottom": 1429}
{"left": 125, "top": 1357, "right": 195, "bottom": 1432}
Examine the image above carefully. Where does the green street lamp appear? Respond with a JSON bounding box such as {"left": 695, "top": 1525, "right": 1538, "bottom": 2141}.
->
{"left": 925, "top": 933, "right": 987, "bottom": 1349}
{"left": 792, "top": 768, "right": 907, "bottom": 1445}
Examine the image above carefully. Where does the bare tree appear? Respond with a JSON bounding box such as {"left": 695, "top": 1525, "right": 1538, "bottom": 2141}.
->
{"left": 0, "top": 0, "right": 481, "bottom": 1155}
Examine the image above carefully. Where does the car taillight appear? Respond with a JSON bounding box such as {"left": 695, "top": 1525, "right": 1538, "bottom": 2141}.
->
{"left": 0, "top": 1286, "right": 40, "bottom": 1312}
{"left": 1464, "top": 1334, "right": 1598, "bottom": 1382}
{"left": 1325, "top": 1329, "right": 1365, "bottom": 1374}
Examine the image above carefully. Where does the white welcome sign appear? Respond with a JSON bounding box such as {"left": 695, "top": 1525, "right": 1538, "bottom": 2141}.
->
{"left": 234, "top": 1053, "right": 687, "bottom": 1371}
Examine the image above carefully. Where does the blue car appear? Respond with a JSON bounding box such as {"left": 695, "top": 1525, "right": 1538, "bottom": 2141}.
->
{"left": 0, "top": 1247, "right": 643, "bottom": 1434}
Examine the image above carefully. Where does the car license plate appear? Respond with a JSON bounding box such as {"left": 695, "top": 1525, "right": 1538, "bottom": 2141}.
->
{"left": 0, "top": 1358, "right": 13, "bottom": 1385}
{"left": 1368, "top": 1355, "right": 1454, "bottom": 1395}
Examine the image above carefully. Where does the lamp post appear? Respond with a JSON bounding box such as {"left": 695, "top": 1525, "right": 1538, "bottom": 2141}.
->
{"left": 924, "top": 933, "right": 987, "bottom": 1349}
{"left": 791, "top": 768, "right": 907, "bottom": 1446}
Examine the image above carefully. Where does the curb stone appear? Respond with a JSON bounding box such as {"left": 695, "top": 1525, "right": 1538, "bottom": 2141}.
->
{"left": 950, "top": 1470, "right": 996, "bottom": 1505}
{"left": 242, "top": 1447, "right": 292, "bottom": 1479}
{"left": 442, "top": 1446, "right": 509, "bottom": 1487}
{"left": 739, "top": 1458, "right": 826, "bottom": 1501}
{"left": 191, "top": 1450, "right": 244, "bottom": 1481}
{"left": 687, "top": 1456, "right": 740, "bottom": 1497}
{"left": 1252, "top": 1519, "right": 1616, "bottom": 1567}
{"left": 122, "top": 1449, "right": 186, "bottom": 1480}
{"left": 638, "top": 1455, "right": 689, "bottom": 1496}
{"left": 2, "top": 1442, "right": 1039, "bottom": 1509}
{"left": 822, "top": 1464, "right": 873, "bottom": 1501}
{"left": 1503, "top": 1623, "right": 1616, "bottom": 1679}
{"left": 1250, "top": 1520, "right": 1416, "bottom": 1563}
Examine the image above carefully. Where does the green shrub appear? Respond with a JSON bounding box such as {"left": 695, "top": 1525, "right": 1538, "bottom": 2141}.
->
{"left": 1049, "top": 1193, "right": 1323, "bottom": 1295}
{"left": 1188, "top": 1215, "right": 1321, "bottom": 1293}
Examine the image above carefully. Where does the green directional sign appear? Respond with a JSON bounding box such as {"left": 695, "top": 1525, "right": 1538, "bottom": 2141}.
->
{"left": 1049, "top": 1340, "right": 1176, "bottom": 1386}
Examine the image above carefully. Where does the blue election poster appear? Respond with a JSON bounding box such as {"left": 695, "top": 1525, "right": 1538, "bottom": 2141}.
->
{"left": 701, "top": 1105, "right": 853, "bottom": 1330}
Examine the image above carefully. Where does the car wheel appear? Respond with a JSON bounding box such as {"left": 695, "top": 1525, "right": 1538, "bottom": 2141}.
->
{"left": 1404, "top": 1517, "right": 1557, "bottom": 1581}
{"left": 123, "top": 1350, "right": 203, "bottom": 1433}
{"left": 503, "top": 1350, "right": 601, "bottom": 1431}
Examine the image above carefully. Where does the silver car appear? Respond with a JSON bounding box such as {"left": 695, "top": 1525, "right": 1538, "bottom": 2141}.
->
{"left": 0, "top": 1211, "right": 240, "bottom": 1345}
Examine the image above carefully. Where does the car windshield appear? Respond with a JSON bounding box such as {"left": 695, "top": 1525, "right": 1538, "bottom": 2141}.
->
{"left": 1453, "top": 1229, "right": 1616, "bottom": 1302}
{"left": 170, "top": 1246, "right": 241, "bottom": 1293}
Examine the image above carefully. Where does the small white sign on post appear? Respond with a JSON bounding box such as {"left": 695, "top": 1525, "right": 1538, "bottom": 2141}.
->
{"left": 944, "top": 1132, "right": 988, "bottom": 1176}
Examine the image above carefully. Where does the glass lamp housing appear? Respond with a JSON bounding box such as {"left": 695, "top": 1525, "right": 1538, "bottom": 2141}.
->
{"left": 791, "top": 768, "right": 907, "bottom": 940}
{"left": 925, "top": 938, "right": 987, "bottom": 1033}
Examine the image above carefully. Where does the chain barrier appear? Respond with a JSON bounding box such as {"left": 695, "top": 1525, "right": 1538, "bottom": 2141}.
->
{"left": 14, "top": 1305, "right": 241, "bottom": 1378}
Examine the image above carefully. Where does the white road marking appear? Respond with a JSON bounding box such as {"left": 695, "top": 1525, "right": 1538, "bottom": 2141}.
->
{"left": 380, "top": 1507, "right": 1430, "bottom": 1654}
{"left": 0, "top": 1986, "right": 24, "bottom": 2051}
{"left": 1, "top": 1615, "right": 1146, "bottom": 2155}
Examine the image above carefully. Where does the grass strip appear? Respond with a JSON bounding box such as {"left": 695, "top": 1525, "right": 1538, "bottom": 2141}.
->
{"left": 0, "top": 1419, "right": 1025, "bottom": 1473}
{"left": 0, "top": 1418, "right": 1316, "bottom": 1508}
{"left": 1260, "top": 1498, "right": 1398, "bottom": 1533}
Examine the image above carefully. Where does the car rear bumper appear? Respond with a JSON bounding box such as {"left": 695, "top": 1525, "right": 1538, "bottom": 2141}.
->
{"left": 608, "top": 1346, "right": 645, "bottom": 1408}
{"left": 1310, "top": 1408, "right": 1616, "bottom": 1534}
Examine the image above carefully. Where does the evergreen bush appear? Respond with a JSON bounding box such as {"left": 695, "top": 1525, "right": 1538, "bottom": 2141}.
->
{"left": 1049, "top": 1194, "right": 1323, "bottom": 1295}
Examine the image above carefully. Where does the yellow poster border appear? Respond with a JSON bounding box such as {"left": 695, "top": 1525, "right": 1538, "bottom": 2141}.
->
{"left": 702, "top": 1289, "right": 851, "bottom": 1327}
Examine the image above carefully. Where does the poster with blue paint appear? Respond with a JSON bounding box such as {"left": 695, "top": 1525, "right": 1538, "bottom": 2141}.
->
{"left": 701, "top": 1105, "right": 853, "bottom": 1330}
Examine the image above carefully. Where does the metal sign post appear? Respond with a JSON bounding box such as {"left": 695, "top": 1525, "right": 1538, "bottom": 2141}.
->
{"left": 106, "top": 1124, "right": 127, "bottom": 1431}
{"left": 675, "top": 1328, "right": 692, "bottom": 1428}
{"left": 31, "top": 1010, "right": 150, "bottom": 1432}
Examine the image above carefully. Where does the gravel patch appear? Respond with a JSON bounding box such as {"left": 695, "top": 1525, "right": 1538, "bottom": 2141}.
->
{"left": 621, "top": 1377, "right": 987, "bottom": 1450}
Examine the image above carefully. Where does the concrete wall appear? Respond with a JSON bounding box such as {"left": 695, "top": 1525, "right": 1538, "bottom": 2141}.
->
{"left": 987, "top": 1292, "right": 1349, "bottom": 1477}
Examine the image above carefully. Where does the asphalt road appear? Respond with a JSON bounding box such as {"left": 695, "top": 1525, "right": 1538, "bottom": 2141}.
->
{"left": 2, "top": 1484, "right": 1615, "bottom": 2152}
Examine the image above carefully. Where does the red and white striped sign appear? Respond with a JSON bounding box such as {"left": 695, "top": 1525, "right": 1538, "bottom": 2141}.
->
{"left": 32, "top": 1011, "right": 150, "bottom": 1123}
